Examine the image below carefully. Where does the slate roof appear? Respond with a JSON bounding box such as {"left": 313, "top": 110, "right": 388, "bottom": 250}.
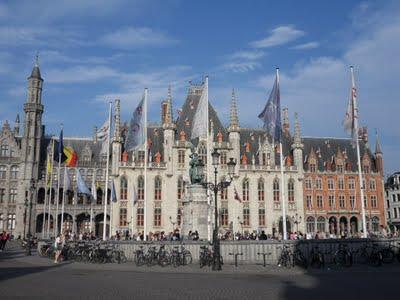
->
{"left": 302, "top": 137, "right": 377, "bottom": 172}
{"left": 175, "top": 85, "right": 227, "bottom": 146}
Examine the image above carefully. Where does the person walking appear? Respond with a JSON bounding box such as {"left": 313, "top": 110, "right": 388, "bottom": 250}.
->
{"left": 54, "top": 234, "right": 64, "bottom": 263}
{"left": 0, "top": 231, "right": 8, "bottom": 251}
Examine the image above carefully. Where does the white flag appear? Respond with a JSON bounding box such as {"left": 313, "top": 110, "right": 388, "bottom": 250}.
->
{"left": 91, "top": 176, "right": 97, "bottom": 202}
{"left": 191, "top": 77, "right": 208, "bottom": 139}
{"left": 97, "top": 119, "right": 110, "bottom": 154}
{"left": 343, "top": 68, "right": 359, "bottom": 146}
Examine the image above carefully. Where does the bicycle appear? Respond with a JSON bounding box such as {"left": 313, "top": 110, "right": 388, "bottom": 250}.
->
{"left": 333, "top": 243, "right": 353, "bottom": 268}
{"left": 171, "top": 244, "right": 193, "bottom": 267}
{"left": 277, "top": 245, "right": 293, "bottom": 268}
{"left": 134, "top": 246, "right": 146, "bottom": 266}
{"left": 309, "top": 246, "right": 325, "bottom": 269}
{"left": 355, "top": 242, "right": 383, "bottom": 267}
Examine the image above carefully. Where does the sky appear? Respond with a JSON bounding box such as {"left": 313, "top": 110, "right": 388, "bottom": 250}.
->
{"left": 0, "top": 0, "right": 399, "bottom": 176}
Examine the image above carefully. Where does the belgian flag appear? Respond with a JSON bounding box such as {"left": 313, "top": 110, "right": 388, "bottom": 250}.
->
{"left": 53, "top": 129, "right": 78, "bottom": 167}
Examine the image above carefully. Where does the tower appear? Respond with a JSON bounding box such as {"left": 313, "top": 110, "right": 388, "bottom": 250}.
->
{"left": 162, "top": 85, "right": 176, "bottom": 176}
{"left": 14, "top": 114, "right": 20, "bottom": 135}
{"left": 228, "top": 89, "right": 240, "bottom": 174}
{"left": 282, "top": 107, "right": 290, "bottom": 137}
{"left": 15, "top": 56, "right": 44, "bottom": 237}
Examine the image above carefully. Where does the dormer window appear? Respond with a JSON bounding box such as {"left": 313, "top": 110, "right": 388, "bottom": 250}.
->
{"left": 363, "top": 164, "right": 370, "bottom": 173}
{"left": 0, "top": 144, "right": 8, "bottom": 157}
{"left": 310, "top": 163, "right": 316, "bottom": 172}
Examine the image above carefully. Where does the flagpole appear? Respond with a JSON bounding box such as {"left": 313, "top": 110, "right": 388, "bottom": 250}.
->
{"left": 54, "top": 124, "right": 63, "bottom": 237}
{"left": 205, "top": 76, "right": 212, "bottom": 242}
{"left": 143, "top": 88, "right": 148, "bottom": 241}
{"left": 350, "top": 66, "right": 367, "bottom": 238}
{"left": 42, "top": 150, "right": 50, "bottom": 239}
{"left": 60, "top": 166, "right": 67, "bottom": 234}
{"left": 47, "top": 138, "right": 55, "bottom": 238}
{"left": 103, "top": 102, "right": 112, "bottom": 241}
{"left": 276, "top": 68, "right": 287, "bottom": 240}
{"left": 90, "top": 173, "right": 95, "bottom": 234}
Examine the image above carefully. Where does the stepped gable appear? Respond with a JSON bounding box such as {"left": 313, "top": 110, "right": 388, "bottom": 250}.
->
{"left": 302, "top": 137, "right": 377, "bottom": 172}
{"left": 239, "top": 128, "right": 293, "bottom": 165}
{"left": 175, "top": 84, "right": 227, "bottom": 145}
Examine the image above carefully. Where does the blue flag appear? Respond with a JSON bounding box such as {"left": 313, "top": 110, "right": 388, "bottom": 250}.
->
{"left": 111, "top": 180, "right": 117, "bottom": 203}
{"left": 125, "top": 95, "right": 145, "bottom": 152}
{"left": 77, "top": 169, "right": 91, "bottom": 196}
{"left": 258, "top": 74, "right": 281, "bottom": 142}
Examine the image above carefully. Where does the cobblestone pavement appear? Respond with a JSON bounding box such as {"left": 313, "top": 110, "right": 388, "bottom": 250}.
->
{"left": 1, "top": 242, "right": 400, "bottom": 299}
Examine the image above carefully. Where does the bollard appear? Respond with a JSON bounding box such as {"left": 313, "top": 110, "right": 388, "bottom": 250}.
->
{"left": 257, "top": 252, "right": 272, "bottom": 267}
{"left": 229, "top": 252, "right": 243, "bottom": 267}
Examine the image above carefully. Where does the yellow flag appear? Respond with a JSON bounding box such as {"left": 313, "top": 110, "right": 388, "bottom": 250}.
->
{"left": 46, "top": 153, "right": 52, "bottom": 187}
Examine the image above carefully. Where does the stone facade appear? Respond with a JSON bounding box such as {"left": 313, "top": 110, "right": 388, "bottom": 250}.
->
{"left": 0, "top": 61, "right": 387, "bottom": 239}
{"left": 385, "top": 172, "right": 400, "bottom": 230}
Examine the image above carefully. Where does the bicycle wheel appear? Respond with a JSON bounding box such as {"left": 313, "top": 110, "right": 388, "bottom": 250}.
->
{"left": 120, "top": 252, "right": 127, "bottom": 263}
{"left": 294, "top": 252, "right": 308, "bottom": 269}
{"left": 310, "top": 254, "right": 323, "bottom": 269}
{"left": 184, "top": 252, "right": 193, "bottom": 265}
{"left": 381, "top": 249, "right": 395, "bottom": 264}
{"left": 369, "top": 251, "right": 382, "bottom": 267}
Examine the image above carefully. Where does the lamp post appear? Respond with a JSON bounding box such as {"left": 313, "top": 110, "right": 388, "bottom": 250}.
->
{"left": 201, "top": 149, "right": 236, "bottom": 271}
{"left": 23, "top": 197, "right": 28, "bottom": 239}
{"left": 26, "top": 178, "right": 35, "bottom": 256}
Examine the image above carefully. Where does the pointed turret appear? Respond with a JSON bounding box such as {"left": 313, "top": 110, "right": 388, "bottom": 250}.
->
{"left": 29, "top": 53, "right": 42, "bottom": 80}
{"left": 291, "top": 112, "right": 304, "bottom": 174}
{"left": 111, "top": 99, "right": 122, "bottom": 175}
{"left": 14, "top": 114, "right": 20, "bottom": 135}
{"left": 282, "top": 107, "right": 290, "bottom": 136}
{"left": 375, "top": 130, "right": 384, "bottom": 175}
{"left": 113, "top": 99, "right": 121, "bottom": 141}
{"left": 228, "top": 88, "right": 239, "bottom": 132}
{"left": 162, "top": 85, "right": 176, "bottom": 130}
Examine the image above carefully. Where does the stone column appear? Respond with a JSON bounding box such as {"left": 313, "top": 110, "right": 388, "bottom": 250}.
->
{"left": 182, "top": 184, "right": 209, "bottom": 240}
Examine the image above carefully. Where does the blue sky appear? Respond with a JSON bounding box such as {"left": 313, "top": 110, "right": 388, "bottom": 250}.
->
{"left": 0, "top": 0, "right": 399, "bottom": 175}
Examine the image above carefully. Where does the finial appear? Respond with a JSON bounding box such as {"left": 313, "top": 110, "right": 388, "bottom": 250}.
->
{"left": 375, "top": 128, "right": 382, "bottom": 154}
{"left": 35, "top": 51, "right": 39, "bottom": 67}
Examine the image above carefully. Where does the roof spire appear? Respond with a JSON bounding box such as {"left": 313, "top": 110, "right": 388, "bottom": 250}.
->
{"left": 29, "top": 52, "right": 42, "bottom": 79}
{"left": 162, "top": 85, "right": 175, "bottom": 130}
{"left": 113, "top": 99, "right": 121, "bottom": 141}
{"left": 375, "top": 128, "right": 382, "bottom": 154}
{"left": 282, "top": 107, "right": 290, "bottom": 136}
{"left": 292, "top": 112, "right": 303, "bottom": 149}
{"left": 228, "top": 88, "right": 239, "bottom": 132}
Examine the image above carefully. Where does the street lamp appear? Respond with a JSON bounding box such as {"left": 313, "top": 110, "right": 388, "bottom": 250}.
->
{"left": 201, "top": 149, "right": 236, "bottom": 271}
{"left": 26, "top": 178, "right": 35, "bottom": 256}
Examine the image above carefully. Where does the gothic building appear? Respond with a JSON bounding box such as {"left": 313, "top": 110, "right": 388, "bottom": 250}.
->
{"left": 0, "top": 61, "right": 387, "bottom": 238}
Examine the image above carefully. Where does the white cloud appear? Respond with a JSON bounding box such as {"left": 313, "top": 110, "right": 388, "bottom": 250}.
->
{"left": 222, "top": 61, "right": 261, "bottom": 73}
{"left": 291, "top": 41, "right": 320, "bottom": 50}
{"left": 250, "top": 25, "right": 305, "bottom": 48}
{"left": 229, "top": 50, "right": 265, "bottom": 60}
{"left": 100, "top": 27, "right": 177, "bottom": 49}
{"left": 45, "top": 66, "right": 121, "bottom": 83}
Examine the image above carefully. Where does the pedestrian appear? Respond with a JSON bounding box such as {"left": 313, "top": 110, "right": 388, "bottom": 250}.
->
{"left": 0, "top": 231, "right": 8, "bottom": 251}
{"left": 54, "top": 234, "right": 64, "bottom": 263}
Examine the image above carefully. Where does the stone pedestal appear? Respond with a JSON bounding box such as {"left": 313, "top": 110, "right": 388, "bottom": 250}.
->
{"left": 182, "top": 184, "right": 209, "bottom": 240}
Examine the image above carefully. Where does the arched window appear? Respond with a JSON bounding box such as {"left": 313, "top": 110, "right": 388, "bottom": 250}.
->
{"left": 306, "top": 216, "right": 315, "bottom": 233}
{"left": 10, "top": 165, "right": 18, "bottom": 180}
{"left": 120, "top": 177, "right": 128, "bottom": 200}
{"left": 288, "top": 179, "right": 295, "bottom": 202}
{"left": 242, "top": 179, "right": 249, "bottom": 202}
{"left": 273, "top": 178, "right": 280, "bottom": 202}
{"left": 177, "top": 177, "right": 184, "bottom": 200}
{"left": 317, "top": 217, "right": 326, "bottom": 233}
{"left": 37, "top": 188, "right": 45, "bottom": 204}
{"left": 220, "top": 177, "right": 228, "bottom": 200}
{"left": 7, "top": 213, "right": 16, "bottom": 230}
{"left": 258, "top": 178, "right": 264, "bottom": 202}
{"left": 371, "top": 217, "right": 379, "bottom": 232}
{"left": 154, "top": 176, "right": 162, "bottom": 200}
{"left": 0, "top": 165, "right": 6, "bottom": 179}
{"left": 198, "top": 143, "right": 207, "bottom": 164}
{"left": 137, "top": 207, "right": 144, "bottom": 226}
{"left": 138, "top": 176, "right": 144, "bottom": 200}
